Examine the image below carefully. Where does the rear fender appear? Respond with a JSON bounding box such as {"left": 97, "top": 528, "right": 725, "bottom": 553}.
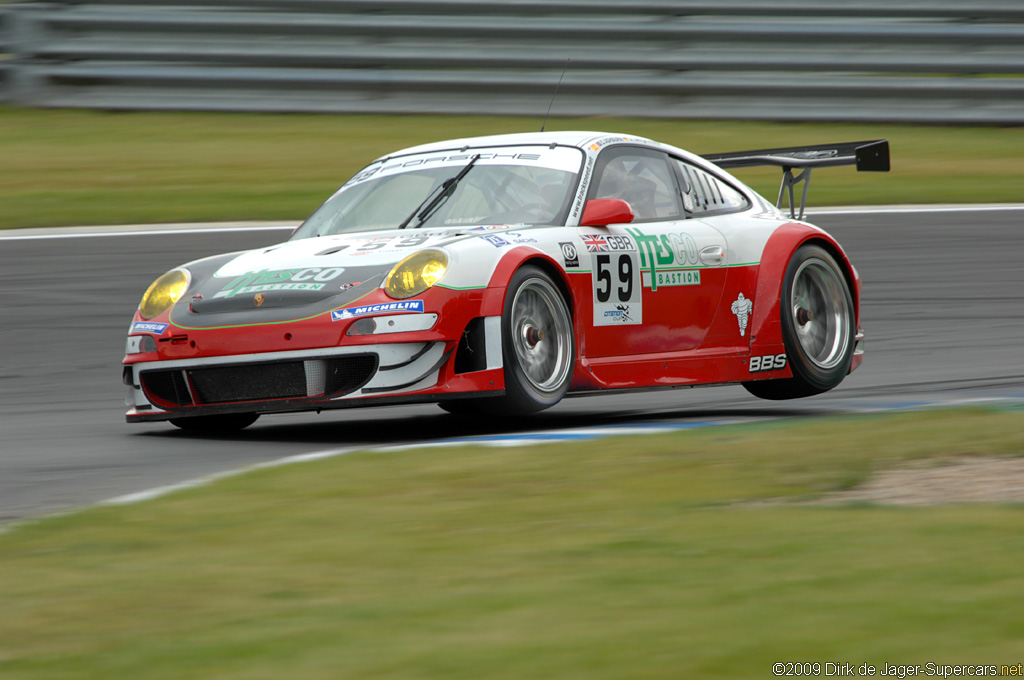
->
{"left": 749, "top": 223, "right": 861, "bottom": 348}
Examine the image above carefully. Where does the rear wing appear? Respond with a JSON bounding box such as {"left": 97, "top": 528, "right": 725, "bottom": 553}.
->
{"left": 701, "top": 140, "right": 890, "bottom": 219}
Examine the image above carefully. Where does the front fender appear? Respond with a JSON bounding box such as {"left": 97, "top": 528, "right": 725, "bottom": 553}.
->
{"left": 481, "top": 247, "right": 574, "bottom": 317}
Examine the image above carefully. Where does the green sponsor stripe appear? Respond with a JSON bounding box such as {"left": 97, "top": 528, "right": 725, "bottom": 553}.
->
{"left": 435, "top": 283, "right": 487, "bottom": 291}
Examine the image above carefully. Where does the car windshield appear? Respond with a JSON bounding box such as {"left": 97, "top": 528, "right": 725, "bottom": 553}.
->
{"left": 292, "top": 145, "right": 584, "bottom": 239}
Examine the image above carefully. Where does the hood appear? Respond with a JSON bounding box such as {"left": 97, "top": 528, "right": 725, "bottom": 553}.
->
{"left": 169, "top": 229, "right": 472, "bottom": 328}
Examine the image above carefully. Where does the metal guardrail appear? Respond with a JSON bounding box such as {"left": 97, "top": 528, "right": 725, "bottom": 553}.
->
{"left": 40, "top": 0, "right": 1024, "bottom": 21}
{"left": 2, "top": 1, "right": 1023, "bottom": 123}
{"left": 0, "top": 7, "right": 10, "bottom": 92}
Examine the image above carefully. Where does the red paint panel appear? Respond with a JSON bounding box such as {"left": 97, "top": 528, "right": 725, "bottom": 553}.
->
{"left": 748, "top": 223, "right": 861, "bottom": 351}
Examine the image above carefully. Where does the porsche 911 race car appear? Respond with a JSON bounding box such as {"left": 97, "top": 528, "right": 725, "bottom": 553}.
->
{"left": 123, "top": 131, "right": 889, "bottom": 430}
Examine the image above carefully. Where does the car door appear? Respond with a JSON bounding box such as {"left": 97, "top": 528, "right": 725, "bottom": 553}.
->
{"left": 578, "top": 146, "right": 729, "bottom": 358}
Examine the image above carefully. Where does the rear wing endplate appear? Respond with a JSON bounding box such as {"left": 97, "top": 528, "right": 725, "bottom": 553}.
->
{"left": 701, "top": 140, "right": 890, "bottom": 219}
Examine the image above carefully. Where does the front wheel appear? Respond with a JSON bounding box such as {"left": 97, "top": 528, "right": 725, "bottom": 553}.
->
{"left": 488, "top": 265, "right": 575, "bottom": 416}
{"left": 743, "top": 244, "right": 855, "bottom": 401}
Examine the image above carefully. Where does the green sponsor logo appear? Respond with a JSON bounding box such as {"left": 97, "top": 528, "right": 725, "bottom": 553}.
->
{"left": 641, "top": 269, "right": 701, "bottom": 288}
{"left": 626, "top": 227, "right": 700, "bottom": 291}
{"left": 214, "top": 267, "right": 344, "bottom": 298}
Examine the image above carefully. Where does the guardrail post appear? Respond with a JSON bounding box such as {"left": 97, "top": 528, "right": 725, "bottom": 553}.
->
{"left": 3, "top": 3, "right": 52, "bottom": 106}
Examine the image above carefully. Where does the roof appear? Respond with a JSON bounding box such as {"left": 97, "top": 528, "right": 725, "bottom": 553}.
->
{"left": 375, "top": 131, "right": 658, "bottom": 160}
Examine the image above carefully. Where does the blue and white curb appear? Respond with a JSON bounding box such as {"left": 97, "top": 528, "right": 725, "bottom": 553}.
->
{"left": 100, "top": 421, "right": 736, "bottom": 505}
{"left": 95, "top": 392, "right": 1024, "bottom": 509}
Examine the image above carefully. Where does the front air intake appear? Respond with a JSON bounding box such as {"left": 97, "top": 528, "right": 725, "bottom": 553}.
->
{"left": 189, "top": 362, "right": 307, "bottom": 403}
{"left": 139, "top": 354, "right": 378, "bottom": 408}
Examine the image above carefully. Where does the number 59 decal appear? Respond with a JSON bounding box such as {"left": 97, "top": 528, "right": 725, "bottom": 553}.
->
{"left": 592, "top": 251, "right": 642, "bottom": 326}
{"left": 595, "top": 253, "right": 633, "bottom": 303}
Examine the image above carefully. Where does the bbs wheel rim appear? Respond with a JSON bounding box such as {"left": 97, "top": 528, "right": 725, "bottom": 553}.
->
{"left": 510, "top": 277, "right": 572, "bottom": 394}
{"left": 791, "top": 258, "right": 851, "bottom": 370}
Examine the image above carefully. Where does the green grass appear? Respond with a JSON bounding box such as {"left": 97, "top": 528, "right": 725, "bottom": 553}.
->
{"left": 2, "top": 105, "right": 1022, "bottom": 229}
{"left": 2, "top": 407, "right": 1024, "bottom": 679}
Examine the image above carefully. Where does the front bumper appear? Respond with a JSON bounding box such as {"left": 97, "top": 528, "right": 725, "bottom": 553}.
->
{"left": 124, "top": 339, "right": 504, "bottom": 422}
{"left": 124, "top": 280, "right": 510, "bottom": 423}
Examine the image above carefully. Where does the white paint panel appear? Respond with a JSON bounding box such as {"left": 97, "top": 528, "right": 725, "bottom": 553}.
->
{"left": 484, "top": 316, "right": 503, "bottom": 370}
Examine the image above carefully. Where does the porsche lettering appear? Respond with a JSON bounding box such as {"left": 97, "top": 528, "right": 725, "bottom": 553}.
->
{"left": 353, "top": 153, "right": 546, "bottom": 183}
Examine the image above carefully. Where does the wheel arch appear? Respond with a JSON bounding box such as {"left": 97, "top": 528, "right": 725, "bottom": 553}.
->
{"left": 484, "top": 252, "right": 577, "bottom": 415}
{"left": 806, "top": 237, "right": 861, "bottom": 323}
{"left": 483, "top": 248, "right": 576, "bottom": 321}
{"left": 749, "top": 223, "right": 861, "bottom": 348}
{"left": 518, "top": 256, "right": 576, "bottom": 322}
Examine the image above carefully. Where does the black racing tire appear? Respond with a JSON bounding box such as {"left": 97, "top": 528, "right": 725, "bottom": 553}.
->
{"left": 485, "top": 265, "right": 574, "bottom": 416}
{"left": 743, "top": 244, "right": 855, "bottom": 401}
{"left": 169, "top": 413, "right": 260, "bottom": 432}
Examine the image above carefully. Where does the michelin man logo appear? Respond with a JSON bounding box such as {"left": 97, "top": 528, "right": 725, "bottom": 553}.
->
{"left": 731, "top": 293, "right": 752, "bottom": 337}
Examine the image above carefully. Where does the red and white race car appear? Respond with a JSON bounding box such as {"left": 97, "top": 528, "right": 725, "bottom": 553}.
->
{"left": 123, "top": 131, "right": 888, "bottom": 430}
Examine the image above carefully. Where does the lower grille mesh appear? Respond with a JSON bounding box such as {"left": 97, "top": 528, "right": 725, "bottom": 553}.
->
{"left": 140, "top": 354, "right": 377, "bottom": 407}
{"left": 190, "top": 362, "right": 306, "bottom": 403}
{"left": 325, "top": 355, "right": 379, "bottom": 395}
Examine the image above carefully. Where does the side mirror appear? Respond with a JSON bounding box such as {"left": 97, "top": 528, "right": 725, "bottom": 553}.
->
{"left": 580, "top": 198, "right": 634, "bottom": 227}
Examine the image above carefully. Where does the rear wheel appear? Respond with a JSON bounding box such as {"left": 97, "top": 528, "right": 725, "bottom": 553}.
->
{"left": 743, "top": 244, "right": 855, "bottom": 400}
{"left": 169, "top": 413, "right": 259, "bottom": 432}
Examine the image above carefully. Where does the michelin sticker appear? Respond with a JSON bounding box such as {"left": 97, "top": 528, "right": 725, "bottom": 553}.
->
{"left": 131, "top": 321, "right": 169, "bottom": 334}
{"left": 331, "top": 300, "right": 424, "bottom": 321}
{"left": 731, "top": 293, "right": 753, "bottom": 337}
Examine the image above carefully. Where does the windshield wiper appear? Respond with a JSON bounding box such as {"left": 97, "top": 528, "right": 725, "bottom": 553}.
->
{"left": 397, "top": 154, "right": 480, "bottom": 229}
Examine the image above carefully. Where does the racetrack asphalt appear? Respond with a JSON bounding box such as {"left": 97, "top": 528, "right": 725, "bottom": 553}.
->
{"left": 2, "top": 207, "right": 1023, "bottom": 524}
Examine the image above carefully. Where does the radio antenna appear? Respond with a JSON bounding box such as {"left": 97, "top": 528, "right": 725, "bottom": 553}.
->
{"left": 541, "top": 58, "right": 571, "bottom": 133}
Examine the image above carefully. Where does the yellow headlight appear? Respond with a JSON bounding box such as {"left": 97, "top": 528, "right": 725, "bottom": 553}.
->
{"left": 384, "top": 250, "right": 448, "bottom": 300}
{"left": 139, "top": 269, "right": 190, "bottom": 319}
